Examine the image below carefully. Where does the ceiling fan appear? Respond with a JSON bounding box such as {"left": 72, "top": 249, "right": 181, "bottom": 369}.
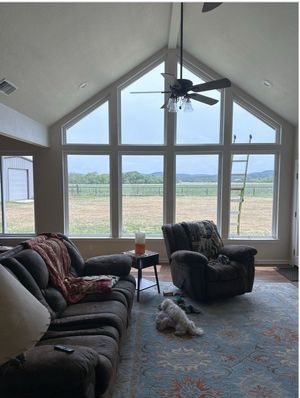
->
{"left": 131, "top": 2, "right": 231, "bottom": 112}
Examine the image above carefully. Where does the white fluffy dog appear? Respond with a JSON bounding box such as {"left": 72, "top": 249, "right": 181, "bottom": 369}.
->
{"left": 156, "top": 298, "right": 204, "bottom": 337}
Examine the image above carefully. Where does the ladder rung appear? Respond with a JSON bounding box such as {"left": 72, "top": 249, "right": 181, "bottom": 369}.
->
{"left": 231, "top": 187, "right": 243, "bottom": 191}
{"left": 232, "top": 173, "right": 246, "bottom": 176}
{"left": 231, "top": 198, "right": 243, "bottom": 202}
{"left": 232, "top": 159, "right": 247, "bottom": 163}
{"left": 230, "top": 210, "right": 239, "bottom": 214}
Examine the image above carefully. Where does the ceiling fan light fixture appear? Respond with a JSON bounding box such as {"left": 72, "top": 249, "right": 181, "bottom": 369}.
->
{"left": 167, "top": 97, "right": 178, "bottom": 113}
{"left": 183, "top": 97, "right": 193, "bottom": 112}
{"left": 130, "top": 2, "right": 231, "bottom": 111}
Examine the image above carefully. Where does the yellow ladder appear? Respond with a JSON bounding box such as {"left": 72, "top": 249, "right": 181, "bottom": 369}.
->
{"left": 230, "top": 134, "right": 252, "bottom": 234}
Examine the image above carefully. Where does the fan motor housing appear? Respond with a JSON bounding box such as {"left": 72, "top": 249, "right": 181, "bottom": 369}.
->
{"left": 172, "top": 79, "right": 193, "bottom": 96}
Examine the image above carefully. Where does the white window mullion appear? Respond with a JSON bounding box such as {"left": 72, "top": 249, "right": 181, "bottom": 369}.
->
{"left": 220, "top": 87, "right": 233, "bottom": 238}
{"left": 0, "top": 157, "right": 6, "bottom": 233}
{"left": 164, "top": 49, "right": 177, "bottom": 224}
{"left": 110, "top": 89, "right": 120, "bottom": 238}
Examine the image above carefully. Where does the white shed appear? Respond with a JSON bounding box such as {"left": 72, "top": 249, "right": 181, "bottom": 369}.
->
{"left": 3, "top": 156, "right": 34, "bottom": 201}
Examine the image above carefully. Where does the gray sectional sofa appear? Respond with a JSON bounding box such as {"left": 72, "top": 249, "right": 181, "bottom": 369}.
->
{"left": 0, "top": 234, "right": 136, "bottom": 398}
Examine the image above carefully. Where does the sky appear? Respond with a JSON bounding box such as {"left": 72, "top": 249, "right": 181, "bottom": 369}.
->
{"left": 66, "top": 62, "right": 276, "bottom": 175}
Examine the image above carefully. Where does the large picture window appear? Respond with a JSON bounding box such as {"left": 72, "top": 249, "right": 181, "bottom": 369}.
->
{"left": 121, "top": 155, "right": 164, "bottom": 236}
{"left": 176, "top": 154, "right": 219, "bottom": 223}
{"left": 65, "top": 101, "right": 109, "bottom": 144}
{"left": 120, "top": 63, "right": 165, "bottom": 145}
{"left": 66, "top": 154, "right": 110, "bottom": 236}
{"left": 63, "top": 54, "right": 281, "bottom": 241}
{"left": 232, "top": 101, "right": 277, "bottom": 143}
{"left": 0, "top": 156, "right": 35, "bottom": 234}
{"left": 229, "top": 154, "right": 275, "bottom": 238}
{"left": 176, "top": 66, "right": 221, "bottom": 144}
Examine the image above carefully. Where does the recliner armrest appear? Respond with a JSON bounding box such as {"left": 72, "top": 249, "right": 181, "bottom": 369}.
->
{"left": 171, "top": 250, "right": 208, "bottom": 268}
{"left": 84, "top": 254, "right": 132, "bottom": 277}
{"left": 219, "top": 245, "right": 257, "bottom": 262}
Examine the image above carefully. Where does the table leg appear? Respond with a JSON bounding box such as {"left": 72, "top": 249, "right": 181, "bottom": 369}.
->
{"left": 137, "top": 267, "right": 142, "bottom": 302}
{"left": 153, "top": 264, "right": 160, "bottom": 294}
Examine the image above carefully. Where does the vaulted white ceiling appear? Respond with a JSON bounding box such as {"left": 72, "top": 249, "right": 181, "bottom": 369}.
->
{"left": 0, "top": 2, "right": 298, "bottom": 127}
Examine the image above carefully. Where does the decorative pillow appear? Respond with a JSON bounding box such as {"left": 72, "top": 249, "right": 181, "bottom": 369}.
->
{"left": 181, "top": 220, "right": 224, "bottom": 259}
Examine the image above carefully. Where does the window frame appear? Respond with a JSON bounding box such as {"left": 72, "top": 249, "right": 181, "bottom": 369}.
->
{"left": 63, "top": 150, "right": 112, "bottom": 237}
{"left": 174, "top": 59, "right": 226, "bottom": 146}
{"left": 228, "top": 149, "right": 280, "bottom": 240}
{"left": 117, "top": 58, "right": 167, "bottom": 146}
{"left": 61, "top": 50, "right": 284, "bottom": 242}
{"left": 119, "top": 151, "right": 165, "bottom": 237}
{"left": 62, "top": 97, "right": 111, "bottom": 146}
{"left": 232, "top": 95, "right": 281, "bottom": 145}
{"left": 0, "top": 153, "right": 36, "bottom": 236}
{"left": 174, "top": 151, "right": 222, "bottom": 226}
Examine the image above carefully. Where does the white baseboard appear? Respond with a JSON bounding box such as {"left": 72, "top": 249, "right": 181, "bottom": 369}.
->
{"left": 160, "top": 257, "right": 290, "bottom": 266}
{"left": 256, "top": 259, "right": 289, "bottom": 265}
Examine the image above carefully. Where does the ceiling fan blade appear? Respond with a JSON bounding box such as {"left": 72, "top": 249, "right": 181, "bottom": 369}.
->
{"left": 188, "top": 93, "right": 218, "bottom": 106}
{"left": 202, "top": 3, "right": 222, "bottom": 13}
{"left": 161, "top": 73, "right": 179, "bottom": 87}
{"left": 191, "top": 78, "right": 231, "bottom": 93}
{"left": 130, "top": 91, "right": 170, "bottom": 94}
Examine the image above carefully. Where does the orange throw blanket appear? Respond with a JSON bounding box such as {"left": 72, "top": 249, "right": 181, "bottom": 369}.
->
{"left": 24, "top": 234, "right": 118, "bottom": 303}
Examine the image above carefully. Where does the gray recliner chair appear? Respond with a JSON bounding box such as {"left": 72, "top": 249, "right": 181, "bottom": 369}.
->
{"left": 162, "top": 220, "right": 257, "bottom": 301}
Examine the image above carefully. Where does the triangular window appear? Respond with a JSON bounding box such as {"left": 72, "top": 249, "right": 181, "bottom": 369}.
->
{"left": 65, "top": 101, "right": 109, "bottom": 144}
{"left": 232, "top": 101, "right": 276, "bottom": 143}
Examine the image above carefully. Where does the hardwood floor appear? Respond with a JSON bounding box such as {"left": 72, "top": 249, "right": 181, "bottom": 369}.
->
{"left": 131, "top": 264, "right": 298, "bottom": 287}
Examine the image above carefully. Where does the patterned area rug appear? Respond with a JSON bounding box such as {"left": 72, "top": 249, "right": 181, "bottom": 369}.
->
{"left": 112, "top": 281, "right": 298, "bottom": 398}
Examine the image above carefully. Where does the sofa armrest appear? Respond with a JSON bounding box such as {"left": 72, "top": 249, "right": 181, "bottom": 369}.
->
{"left": 219, "top": 245, "right": 257, "bottom": 262}
{"left": 171, "top": 250, "right": 208, "bottom": 269}
{"left": 0, "top": 345, "right": 98, "bottom": 398}
{"left": 84, "top": 254, "right": 132, "bottom": 277}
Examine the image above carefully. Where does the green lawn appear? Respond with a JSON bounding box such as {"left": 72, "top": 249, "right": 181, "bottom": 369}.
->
{"left": 4, "top": 182, "right": 274, "bottom": 237}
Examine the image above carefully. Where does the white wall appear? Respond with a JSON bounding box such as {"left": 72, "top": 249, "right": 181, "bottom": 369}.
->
{"left": 290, "top": 126, "right": 298, "bottom": 265}
{"left": 0, "top": 103, "right": 48, "bottom": 147}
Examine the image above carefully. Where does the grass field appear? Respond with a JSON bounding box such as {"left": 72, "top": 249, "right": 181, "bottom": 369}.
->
{"left": 4, "top": 201, "right": 35, "bottom": 233}
{"left": 4, "top": 194, "right": 273, "bottom": 237}
{"left": 74, "top": 195, "right": 271, "bottom": 236}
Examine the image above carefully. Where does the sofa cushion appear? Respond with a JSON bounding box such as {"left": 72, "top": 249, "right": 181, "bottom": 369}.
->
{"left": 43, "top": 325, "right": 119, "bottom": 342}
{"left": 50, "top": 300, "right": 128, "bottom": 336}
{"left": 79, "top": 289, "right": 128, "bottom": 307}
{"left": 0, "top": 257, "right": 55, "bottom": 319}
{"left": 85, "top": 254, "right": 132, "bottom": 277}
{"left": 43, "top": 286, "right": 68, "bottom": 315}
{"left": 80, "top": 277, "right": 136, "bottom": 308}
{"left": 206, "top": 260, "right": 245, "bottom": 282}
{"left": 15, "top": 249, "right": 49, "bottom": 288}
{"left": 63, "top": 238, "right": 85, "bottom": 277}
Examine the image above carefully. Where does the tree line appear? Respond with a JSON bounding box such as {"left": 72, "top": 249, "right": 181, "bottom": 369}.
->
{"left": 69, "top": 170, "right": 273, "bottom": 184}
{"left": 69, "top": 171, "right": 163, "bottom": 184}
